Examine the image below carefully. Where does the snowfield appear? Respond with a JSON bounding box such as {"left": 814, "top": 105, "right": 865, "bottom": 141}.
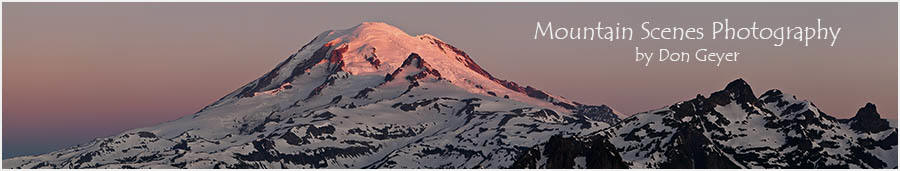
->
{"left": 3, "top": 22, "right": 619, "bottom": 169}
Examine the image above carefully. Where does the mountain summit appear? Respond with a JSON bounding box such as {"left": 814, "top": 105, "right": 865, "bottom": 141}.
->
{"left": 845, "top": 103, "right": 892, "bottom": 133}
{"left": 3, "top": 22, "right": 620, "bottom": 169}
{"left": 203, "top": 22, "right": 600, "bottom": 115}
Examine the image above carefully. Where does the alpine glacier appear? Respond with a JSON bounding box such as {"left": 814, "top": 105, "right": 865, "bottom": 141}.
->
{"left": 2, "top": 22, "right": 620, "bottom": 169}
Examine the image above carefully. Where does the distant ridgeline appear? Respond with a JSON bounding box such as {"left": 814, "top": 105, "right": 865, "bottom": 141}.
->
{"left": 513, "top": 79, "right": 896, "bottom": 169}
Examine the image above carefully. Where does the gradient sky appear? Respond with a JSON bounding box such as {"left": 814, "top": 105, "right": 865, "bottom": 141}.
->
{"left": 2, "top": 2, "right": 897, "bottom": 158}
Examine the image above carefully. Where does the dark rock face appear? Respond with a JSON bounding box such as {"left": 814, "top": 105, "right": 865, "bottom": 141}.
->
{"left": 523, "top": 86, "right": 550, "bottom": 100}
{"left": 509, "top": 135, "right": 628, "bottom": 169}
{"left": 136, "top": 131, "right": 157, "bottom": 138}
{"left": 538, "top": 135, "right": 582, "bottom": 168}
{"left": 709, "top": 78, "right": 759, "bottom": 106}
{"left": 574, "top": 104, "right": 621, "bottom": 125}
{"left": 847, "top": 103, "right": 891, "bottom": 133}
{"left": 384, "top": 53, "right": 442, "bottom": 82}
{"left": 656, "top": 128, "right": 741, "bottom": 169}
{"left": 583, "top": 136, "right": 630, "bottom": 169}
{"left": 235, "top": 37, "right": 332, "bottom": 99}
{"left": 509, "top": 148, "right": 541, "bottom": 169}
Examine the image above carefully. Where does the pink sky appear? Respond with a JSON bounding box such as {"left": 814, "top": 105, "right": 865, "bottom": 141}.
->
{"left": 3, "top": 2, "right": 897, "bottom": 158}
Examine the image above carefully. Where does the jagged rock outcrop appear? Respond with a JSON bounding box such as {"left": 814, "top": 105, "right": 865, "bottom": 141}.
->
{"left": 515, "top": 79, "right": 898, "bottom": 169}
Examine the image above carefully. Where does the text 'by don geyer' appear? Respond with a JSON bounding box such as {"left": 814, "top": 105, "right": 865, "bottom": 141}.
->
{"left": 634, "top": 47, "right": 740, "bottom": 67}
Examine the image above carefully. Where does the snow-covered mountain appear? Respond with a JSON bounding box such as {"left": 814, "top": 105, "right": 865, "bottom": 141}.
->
{"left": 512, "top": 79, "right": 898, "bottom": 169}
{"left": 2, "top": 22, "right": 620, "bottom": 169}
